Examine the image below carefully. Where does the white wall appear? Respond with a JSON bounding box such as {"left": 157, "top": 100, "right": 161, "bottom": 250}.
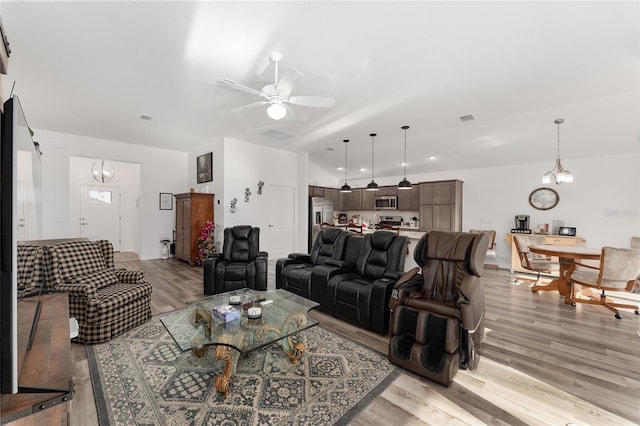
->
{"left": 35, "top": 129, "right": 188, "bottom": 260}
{"left": 186, "top": 137, "right": 225, "bottom": 243}
{"left": 308, "top": 161, "right": 340, "bottom": 187}
{"left": 218, "top": 137, "right": 308, "bottom": 254}
{"left": 328, "top": 153, "right": 639, "bottom": 269}
{"left": 69, "top": 157, "right": 140, "bottom": 253}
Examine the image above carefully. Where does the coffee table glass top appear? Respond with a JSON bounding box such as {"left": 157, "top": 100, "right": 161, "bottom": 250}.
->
{"left": 160, "top": 289, "right": 319, "bottom": 354}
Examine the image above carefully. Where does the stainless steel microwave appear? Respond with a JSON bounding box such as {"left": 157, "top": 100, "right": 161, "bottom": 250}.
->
{"left": 375, "top": 195, "right": 397, "bottom": 210}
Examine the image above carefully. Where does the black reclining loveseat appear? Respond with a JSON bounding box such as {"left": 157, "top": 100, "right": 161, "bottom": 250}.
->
{"left": 277, "top": 228, "right": 408, "bottom": 333}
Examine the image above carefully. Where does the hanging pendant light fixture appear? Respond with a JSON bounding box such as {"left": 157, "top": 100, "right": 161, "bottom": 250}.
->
{"left": 542, "top": 119, "right": 573, "bottom": 185}
{"left": 398, "top": 125, "right": 412, "bottom": 189}
{"left": 366, "top": 133, "right": 379, "bottom": 191}
{"left": 340, "top": 139, "right": 352, "bottom": 193}
{"left": 91, "top": 160, "right": 115, "bottom": 183}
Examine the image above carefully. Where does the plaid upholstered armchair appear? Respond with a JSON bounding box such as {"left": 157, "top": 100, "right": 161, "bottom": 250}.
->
{"left": 44, "top": 240, "right": 152, "bottom": 343}
{"left": 17, "top": 244, "right": 45, "bottom": 298}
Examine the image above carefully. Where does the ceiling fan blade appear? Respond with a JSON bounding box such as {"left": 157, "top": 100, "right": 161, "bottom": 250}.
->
{"left": 217, "top": 78, "right": 265, "bottom": 97}
{"left": 288, "top": 96, "right": 335, "bottom": 107}
{"left": 232, "top": 101, "right": 268, "bottom": 113}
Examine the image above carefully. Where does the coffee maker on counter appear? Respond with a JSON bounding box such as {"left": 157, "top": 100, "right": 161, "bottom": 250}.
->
{"left": 511, "top": 215, "right": 531, "bottom": 234}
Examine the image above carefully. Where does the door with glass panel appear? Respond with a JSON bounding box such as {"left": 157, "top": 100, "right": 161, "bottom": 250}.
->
{"left": 80, "top": 185, "right": 121, "bottom": 251}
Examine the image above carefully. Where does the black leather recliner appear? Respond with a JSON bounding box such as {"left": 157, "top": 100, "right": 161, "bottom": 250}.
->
{"left": 388, "top": 231, "right": 489, "bottom": 386}
{"left": 203, "top": 226, "right": 268, "bottom": 295}
{"left": 276, "top": 227, "right": 350, "bottom": 300}
{"left": 324, "top": 231, "right": 408, "bottom": 333}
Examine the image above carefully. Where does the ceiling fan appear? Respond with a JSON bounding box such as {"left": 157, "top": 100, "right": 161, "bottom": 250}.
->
{"left": 217, "top": 52, "right": 335, "bottom": 120}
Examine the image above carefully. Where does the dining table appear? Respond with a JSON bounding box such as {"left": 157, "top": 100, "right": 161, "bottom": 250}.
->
{"left": 528, "top": 244, "right": 602, "bottom": 304}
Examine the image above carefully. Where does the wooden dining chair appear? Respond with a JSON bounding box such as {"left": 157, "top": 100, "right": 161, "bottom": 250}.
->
{"left": 375, "top": 224, "right": 400, "bottom": 234}
{"left": 469, "top": 229, "right": 498, "bottom": 269}
{"left": 567, "top": 246, "right": 640, "bottom": 319}
{"left": 346, "top": 223, "right": 364, "bottom": 235}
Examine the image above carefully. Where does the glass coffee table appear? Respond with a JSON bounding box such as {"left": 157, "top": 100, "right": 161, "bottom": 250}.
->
{"left": 160, "top": 289, "right": 319, "bottom": 396}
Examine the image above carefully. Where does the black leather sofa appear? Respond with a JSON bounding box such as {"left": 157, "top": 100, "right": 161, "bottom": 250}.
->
{"left": 277, "top": 229, "right": 408, "bottom": 333}
{"left": 275, "top": 227, "right": 349, "bottom": 300}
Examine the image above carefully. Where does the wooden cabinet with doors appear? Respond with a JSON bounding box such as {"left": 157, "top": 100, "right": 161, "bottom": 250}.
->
{"left": 361, "top": 188, "right": 375, "bottom": 210}
{"left": 419, "top": 180, "right": 462, "bottom": 232}
{"left": 309, "top": 186, "right": 324, "bottom": 197}
{"left": 398, "top": 185, "right": 420, "bottom": 210}
{"left": 324, "top": 188, "right": 339, "bottom": 207}
{"left": 338, "top": 189, "right": 362, "bottom": 211}
{"left": 175, "top": 192, "right": 214, "bottom": 266}
{"left": 377, "top": 186, "right": 398, "bottom": 197}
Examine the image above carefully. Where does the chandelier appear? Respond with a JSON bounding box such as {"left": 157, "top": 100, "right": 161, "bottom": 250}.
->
{"left": 92, "top": 160, "right": 115, "bottom": 183}
{"left": 542, "top": 119, "right": 573, "bottom": 185}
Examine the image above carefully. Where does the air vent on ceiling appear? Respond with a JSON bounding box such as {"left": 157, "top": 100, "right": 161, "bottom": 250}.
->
{"left": 262, "top": 129, "right": 294, "bottom": 140}
{"left": 459, "top": 114, "right": 475, "bottom": 122}
{"left": 139, "top": 114, "right": 154, "bottom": 121}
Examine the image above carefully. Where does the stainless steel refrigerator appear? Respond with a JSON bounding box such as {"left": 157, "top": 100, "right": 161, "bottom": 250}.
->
{"left": 309, "top": 196, "right": 334, "bottom": 251}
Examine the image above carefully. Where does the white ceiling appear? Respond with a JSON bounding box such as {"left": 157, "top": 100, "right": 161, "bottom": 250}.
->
{"left": 2, "top": 1, "right": 638, "bottom": 182}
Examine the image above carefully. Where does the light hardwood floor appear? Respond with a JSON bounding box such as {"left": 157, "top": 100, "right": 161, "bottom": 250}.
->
{"left": 68, "top": 255, "right": 640, "bottom": 426}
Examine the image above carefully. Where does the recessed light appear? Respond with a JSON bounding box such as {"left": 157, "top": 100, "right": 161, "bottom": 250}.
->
{"left": 337, "top": 167, "right": 344, "bottom": 171}
{"left": 359, "top": 168, "right": 366, "bottom": 172}
{"left": 428, "top": 155, "right": 436, "bottom": 160}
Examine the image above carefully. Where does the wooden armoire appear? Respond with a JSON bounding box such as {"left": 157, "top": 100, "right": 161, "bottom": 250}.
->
{"left": 174, "top": 192, "right": 214, "bottom": 266}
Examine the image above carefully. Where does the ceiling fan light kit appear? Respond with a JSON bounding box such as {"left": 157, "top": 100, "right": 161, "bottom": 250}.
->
{"left": 398, "top": 125, "right": 412, "bottom": 189}
{"left": 267, "top": 103, "right": 286, "bottom": 120}
{"left": 218, "top": 52, "right": 335, "bottom": 121}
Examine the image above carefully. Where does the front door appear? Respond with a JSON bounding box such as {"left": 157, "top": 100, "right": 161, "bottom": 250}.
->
{"left": 80, "top": 185, "right": 121, "bottom": 251}
{"left": 266, "top": 184, "right": 294, "bottom": 259}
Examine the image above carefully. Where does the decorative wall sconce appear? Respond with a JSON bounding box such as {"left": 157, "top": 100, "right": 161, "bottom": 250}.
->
{"left": 244, "top": 187, "right": 252, "bottom": 202}
{"left": 91, "top": 160, "right": 115, "bottom": 183}
{"left": 230, "top": 198, "right": 238, "bottom": 213}
{"left": 257, "top": 180, "right": 264, "bottom": 195}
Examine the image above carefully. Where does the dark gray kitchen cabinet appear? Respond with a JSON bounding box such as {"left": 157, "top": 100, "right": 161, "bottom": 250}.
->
{"left": 419, "top": 180, "right": 462, "bottom": 232}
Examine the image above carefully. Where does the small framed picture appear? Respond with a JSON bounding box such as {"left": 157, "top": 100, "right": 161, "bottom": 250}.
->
{"left": 197, "top": 152, "right": 213, "bottom": 184}
{"left": 159, "top": 193, "right": 173, "bottom": 210}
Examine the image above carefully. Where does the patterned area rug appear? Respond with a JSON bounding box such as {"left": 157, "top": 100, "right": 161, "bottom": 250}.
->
{"left": 87, "top": 317, "right": 399, "bottom": 425}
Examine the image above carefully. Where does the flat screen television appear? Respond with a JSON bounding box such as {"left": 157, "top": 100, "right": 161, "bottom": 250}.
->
{"left": 0, "top": 95, "right": 43, "bottom": 394}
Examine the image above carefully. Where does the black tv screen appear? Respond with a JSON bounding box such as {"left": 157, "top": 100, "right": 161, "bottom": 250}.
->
{"left": 0, "top": 95, "right": 42, "bottom": 394}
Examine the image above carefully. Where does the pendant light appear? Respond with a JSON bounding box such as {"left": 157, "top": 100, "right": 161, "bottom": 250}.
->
{"left": 398, "top": 125, "right": 412, "bottom": 189}
{"left": 366, "top": 133, "right": 379, "bottom": 191}
{"left": 91, "top": 160, "right": 115, "bottom": 183}
{"left": 542, "top": 119, "right": 573, "bottom": 185}
{"left": 340, "top": 139, "right": 352, "bottom": 193}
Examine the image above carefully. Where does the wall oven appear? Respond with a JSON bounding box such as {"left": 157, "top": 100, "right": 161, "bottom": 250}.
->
{"left": 374, "top": 195, "right": 398, "bottom": 210}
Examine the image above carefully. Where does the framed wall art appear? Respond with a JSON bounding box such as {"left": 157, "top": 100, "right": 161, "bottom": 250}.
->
{"left": 197, "top": 152, "right": 213, "bottom": 184}
{"left": 159, "top": 192, "right": 173, "bottom": 210}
